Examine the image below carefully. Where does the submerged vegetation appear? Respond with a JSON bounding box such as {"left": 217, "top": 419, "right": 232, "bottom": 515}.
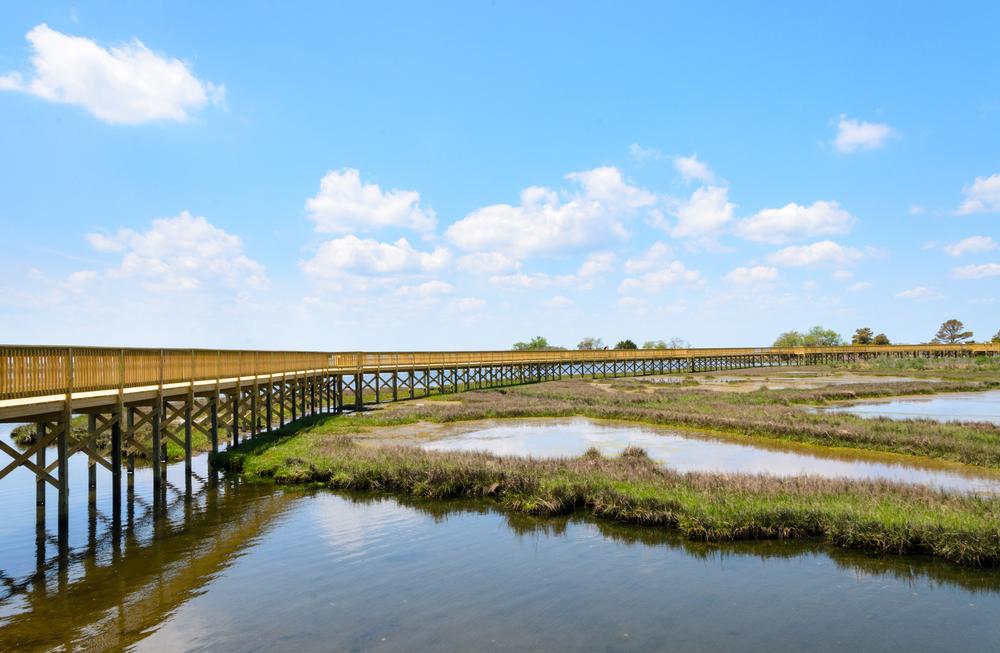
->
{"left": 218, "top": 434, "right": 1000, "bottom": 566}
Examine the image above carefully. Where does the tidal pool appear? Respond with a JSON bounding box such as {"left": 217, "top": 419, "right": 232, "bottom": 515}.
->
{"left": 818, "top": 390, "right": 1000, "bottom": 425}
{"left": 2, "top": 425, "right": 1000, "bottom": 651}
{"left": 417, "top": 417, "right": 1000, "bottom": 494}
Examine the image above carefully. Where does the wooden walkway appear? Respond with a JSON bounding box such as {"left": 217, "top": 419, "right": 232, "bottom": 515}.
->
{"left": 1, "top": 343, "right": 997, "bottom": 538}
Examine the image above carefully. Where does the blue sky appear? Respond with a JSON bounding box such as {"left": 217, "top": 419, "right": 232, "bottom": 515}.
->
{"left": 1, "top": 2, "right": 998, "bottom": 350}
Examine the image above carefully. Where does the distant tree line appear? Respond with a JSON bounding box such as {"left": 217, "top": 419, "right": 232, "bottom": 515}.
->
{"left": 514, "top": 321, "right": 999, "bottom": 352}
{"left": 770, "top": 319, "right": 999, "bottom": 348}
{"left": 513, "top": 336, "right": 691, "bottom": 351}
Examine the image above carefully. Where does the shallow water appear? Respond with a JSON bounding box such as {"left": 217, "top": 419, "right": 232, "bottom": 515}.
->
{"left": 3, "top": 424, "right": 1000, "bottom": 652}
{"left": 419, "top": 417, "right": 1000, "bottom": 494}
{"left": 819, "top": 390, "right": 1000, "bottom": 425}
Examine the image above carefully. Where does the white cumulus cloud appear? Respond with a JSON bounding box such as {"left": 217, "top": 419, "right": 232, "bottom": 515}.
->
{"left": 0, "top": 24, "right": 223, "bottom": 124}
{"left": 86, "top": 211, "right": 265, "bottom": 291}
{"left": 445, "top": 167, "right": 655, "bottom": 257}
{"left": 619, "top": 246, "right": 701, "bottom": 294}
{"left": 668, "top": 186, "right": 735, "bottom": 238}
{"left": 768, "top": 240, "right": 867, "bottom": 267}
{"left": 673, "top": 154, "right": 715, "bottom": 184}
{"left": 952, "top": 263, "right": 1000, "bottom": 279}
{"left": 723, "top": 266, "right": 779, "bottom": 285}
{"left": 576, "top": 251, "right": 615, "bottom": 278}
{"left": 623, "top": 242, "right": 675, "bottom": 274}
{"left": 943, "top": 236, "right": 998, "bottom": 257}
{"left": 832, "top": 115, "right": 894, "bottom": 153}
{"left": 456, "top": 252, "right": 521, "bottom": 275}
{"left": 737, "top": 200, "right": 855, "bottom": 244}
{"left": 396, "top": 280, "right": 454, "bottom": 297}
{"left": 306, "top": 168, "right": 436, "bottom": 234}
{"left": 488, "top": 272, "right": 553, "bottom": 290}
{"left": 301, "top": 236, "right": 450, "bottom": 281}
{"left": 956, "top": 174, "right": 1000, "bottom": 215}
{"left": 628, "top": 143, "right": 663, "bottom": 162}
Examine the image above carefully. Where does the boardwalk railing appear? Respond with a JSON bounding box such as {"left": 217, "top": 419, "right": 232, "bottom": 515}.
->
{"left": 2, "top": 343, "right": 997, "bottom": 401}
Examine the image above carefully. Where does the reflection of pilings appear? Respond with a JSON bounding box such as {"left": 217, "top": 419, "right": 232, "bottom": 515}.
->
{"left": 1, "top": 483, "right": 295, "bottom": 651}
{"left": 7, "top": 469, "right": 204, "bottom": 604}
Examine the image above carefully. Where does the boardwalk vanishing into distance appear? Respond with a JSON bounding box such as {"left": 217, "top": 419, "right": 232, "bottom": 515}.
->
{"left": 2, "top": 343, "right": 998, "bottom": 541}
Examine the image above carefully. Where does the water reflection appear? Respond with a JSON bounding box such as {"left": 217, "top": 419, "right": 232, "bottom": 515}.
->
{"left": 3, "top": 415, "right": 1000, "bottom": 652}
{"left": 818, "top": 390, "right": 1000, "bottom": 425}
{"left": 418, "top": 417, "right": 1000, "bottom": 494}
{"left": 1, "top": 481, "right": 999, "bottom": 651}
{"left": 0, "top": 477, "right": 293, "bottom": 650}
{"left": 138, "top": 493, "right": 1000, "bottom": 652}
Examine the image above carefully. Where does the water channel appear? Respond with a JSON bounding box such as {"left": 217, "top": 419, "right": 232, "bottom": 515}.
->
{"left": 816, "top": 390, "right": 1000, "bottom": 425}
{"left": 417, "top": 417, "right": 1000, "bottom": 494}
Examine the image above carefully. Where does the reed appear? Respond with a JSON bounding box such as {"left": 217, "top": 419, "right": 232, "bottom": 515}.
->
{"left": 217, "top": 432, "right": 1000, "bottom": 567}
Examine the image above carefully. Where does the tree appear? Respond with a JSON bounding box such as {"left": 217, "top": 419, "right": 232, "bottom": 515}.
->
{"left": 933, "top": 320, "right": 973, "bottom": 344}
{"left": 773, "top": 331, "right": 804, "bottom": 347}
{"left": 873, "top": 333, "right": 891, "bottom": 345}
{"left": 615, "top": 339, "right": 638, "bottom": 350}
{"left": 802, "top": 326, "right": 844, "bottom": 346}
{"left": 851, "top": 327, "right": 874, "bottom": 345}
{"left": 642, "top": 340, "right": 667, "bottom": 349}
{"left": 774, "top": 327, "right": 842, "bottom": 347}
{"left": 577, "top": 337, "right": 605, "bottom": 350}
{"left": 992, "top": 329, "right": 1000, "bottom": 343}
{"left": 513, "top": 336, "right": 551, "bottom": 351}
{"left": 667, "top": 337, "right": 691, "bottom": 349}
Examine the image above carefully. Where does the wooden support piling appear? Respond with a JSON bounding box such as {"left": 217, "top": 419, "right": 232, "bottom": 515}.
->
{"left": 35, "top": 423, "right": 45, "bottom": 518}
{"left": 210, "top": 393, "right": 219, "bottom": 456}
{"left": 184, "top": 392, "right": 193, "bottom": 475}
{"left": 111, "top": 404, "right": 122, "bottom": 511}
{"left": 151, "top": 397, "right": 162, "bottom": 496}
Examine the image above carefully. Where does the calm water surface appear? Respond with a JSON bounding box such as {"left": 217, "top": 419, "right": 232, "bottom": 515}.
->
{"left": 3, "top": 425, "right": 1000, "bottom": 652}
{"left": 420, "top": 418, "right": 1000, "bottom": 494}
{"left": 818, "top": 390, "right": 1000, "bottom": 425}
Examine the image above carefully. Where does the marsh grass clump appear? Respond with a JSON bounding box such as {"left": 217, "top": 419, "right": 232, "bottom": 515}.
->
{"left": 620, "top": 445, "right": 650, "bottom": 460}
{"left": 218, "top": 430, "right": 1000, "bottom": 567}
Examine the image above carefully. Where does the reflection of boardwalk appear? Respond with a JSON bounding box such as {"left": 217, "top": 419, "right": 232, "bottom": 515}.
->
{"left": 1, "top": 344, "right": 997, "bottom": 539}
{"left": 0, "top": 479, "right": 296, "bottom": 651}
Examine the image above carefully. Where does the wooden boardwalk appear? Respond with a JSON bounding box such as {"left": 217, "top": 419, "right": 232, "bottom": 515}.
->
{"left": 1, "top": 343, "right": 997, "bottom": 537}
